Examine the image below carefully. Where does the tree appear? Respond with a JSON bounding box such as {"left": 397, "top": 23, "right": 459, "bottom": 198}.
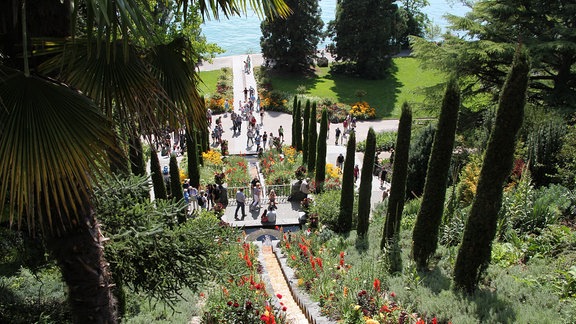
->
{"left": 382, "top": 103, "right": 412, "bottom": 247}
{"left": 292, "top": 96, "right": 298, "bottom": 147}
{"left": 397, "top": 0, "right": 429, "bottom": 48}
{"left": 412, "top": 77, "right": 460, "bottom": 269}
{"left": 411, "top": 0, "right": 576, "bottom": 108}
{"left": 331, "top": 0, "right": 400, "bottom": 79}
{"left": 150, "top": 148, "right": 168, "bottom": 200}
{"left": 260, "top": 0, "right": 324, "bottom": 72}
{"left": 338, "top": 131, "right": 356, "bottom": 233}
{"left": 302, "top": 99, "right": 311, "bottom": 164}
{"left": 405, "top": 124, "right": 435, "bottom": 199}
{"left": 187, "top": 127, "right": 201, "bottom": 188}
{"left": 454, "top": 47, "right": 530, "bottom": 293}
{"left": 0, "top": 0, "right": 289, "bottom": 322}
{"left": 295, "top": 100, "right": 303, "bottom": 151}
{"left": 315, "top": 109, "right": 329, "bottom": 193}
{"left": 170, "top": 154, "right": 184, "bottom": 202}
{"left": 129, "top": 135, "right": 146, "bottom": 176}
{"left": 307, "top": 102, "right": 318, "bottom": 173}
{"left": 357, "top": 128, "right": 376, "bottom": 238}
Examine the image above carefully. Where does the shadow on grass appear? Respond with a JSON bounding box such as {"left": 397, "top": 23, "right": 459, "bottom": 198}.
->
{"left": 329, "top": 62, "right": 402, "bottom": 118}
{"left": 464, "top": 288, "right": 516, "bottom": 323}
{"left": 265, "top": 69, "right": 322, "bottom": 95}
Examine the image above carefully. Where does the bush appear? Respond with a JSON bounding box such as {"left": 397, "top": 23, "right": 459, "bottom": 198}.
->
{"left": 350, "top": 101, "right": 376, "bottom": 120}
{"left": 316, "top": 56, "right": 329, "bottom": 67}
{"left": 358, "top": 131, "right": 397, "bottom": 152}
{"left": 313, "top": 190, "right": 357, "bottom": 231}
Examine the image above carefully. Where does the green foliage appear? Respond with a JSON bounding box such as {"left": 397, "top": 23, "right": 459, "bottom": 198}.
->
{"left": 338, "top": 132, "right": 357, "bottom": 233}
{"left": 383, "top": 102, "right": 412, "bottom": 249}
{"left": 0, "top": 267, "right": 71, "bottom": 323}
{"left": 186, "top": 130, "right": 200, "bottom": 188}
{"left": 307, "top": 102, "right": 317, "bottom": 173}
{"left": 557, "top": 124, "right": 576, "bottom": 190}
{"left": 315, "top": 109, "right": 329, "bottom": 193}
{"left": 357, "top": 128, "right": 376, "bottom": 238}
{"left": 406, "top": 124, "right": 435, "bottom": 199}
{"left": 260, "top": 0, "right": 323, "bottom": 72}
{"left": 314, "top": 190, "right": 356, "bottom": 231}
{"left": 150, "top": 148, "right": 167, "bottom": 200}
{"left": 295, "top": 100, "right": 303, "bottom": 151}
{"left": 302, "top": 99, "right": 311, "bottom": 163}
{"left": 454, "top": 48, "right": 530, "bottom": 293}
{"left": 331, "top": 0, "right": 400, "bottom": 78}
{"left": 358, "top": 130, "right": 397, "bottom": 152}
{"left": 129, "top": 135, "right": 146, "bottom": 176}
{"left": 94, "top": 174, "right": 238, "bottom": 309}
{"left": 169, "top": 154, "right": 184, "bottom": 203}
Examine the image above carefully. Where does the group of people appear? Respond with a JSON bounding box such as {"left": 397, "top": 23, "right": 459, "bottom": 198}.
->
{"left": 334, "top": 114, "right": 358, "bottom": 145}
{"left": 234, "top": 177, "right": 278, "bottom": 221}
{"left": 182, "top": 181, "right": 228, "bottom": 214}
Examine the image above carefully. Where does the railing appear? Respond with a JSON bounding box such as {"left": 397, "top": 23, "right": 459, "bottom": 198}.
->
{"left": 226, "top": 183, "right": 292, "bottom": 206}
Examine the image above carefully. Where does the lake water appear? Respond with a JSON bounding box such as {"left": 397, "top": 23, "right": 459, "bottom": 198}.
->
{"left": 201, "top": 0, "right": 470, "bottom": 57}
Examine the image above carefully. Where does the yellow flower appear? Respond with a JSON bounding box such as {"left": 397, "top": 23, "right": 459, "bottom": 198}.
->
{"left": 202, "top": 150, "right": 223, "bottom": 165}
{"left": 354, "top": 305, "right": 361, "bottom": 311}
{"left": 365, "top": 318, "right": 379, "bottom": 324}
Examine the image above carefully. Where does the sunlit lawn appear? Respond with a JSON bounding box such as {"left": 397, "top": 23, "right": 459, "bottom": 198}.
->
{"left": 268, "top": 57, "right": 445, "bottom": 118}
{"left": 198, "top": 70, "right": 220, "bottom": 96}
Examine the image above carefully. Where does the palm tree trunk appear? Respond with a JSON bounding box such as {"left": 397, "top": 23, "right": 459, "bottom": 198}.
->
{"left": 45, "top": 208, "right": 117, "bottom": 323}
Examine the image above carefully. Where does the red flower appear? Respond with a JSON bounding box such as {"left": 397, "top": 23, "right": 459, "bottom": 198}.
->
{"left": 390, "top": 292, "right": 396, "bottom": 298}
{"left": 276, "top": 293, "right": 282, "bottom": 299}
{"left": 282, "top": 306, "right": 287, "bottom": 311}
{"left": 227, "top": 301, "right": 233, "bottom": 306}
{"left": 233, "top": 302, "right": 240, "bottom": 307}
{"left": 432, "top": 318, "right": 438, "bottom": 324}
{"left": 380, "top": 304, "right": 391, "bottom": 313}
{"left": 373, "top": 278, "right": 381, "bottom": 292}
{"left": 340, "top": 251, "right": 345, "bottom": 258}
{"left": 290, "top": 254, "right": 297, "bottom": 261}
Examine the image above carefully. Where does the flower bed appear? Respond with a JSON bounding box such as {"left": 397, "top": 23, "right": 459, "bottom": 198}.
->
{"left": 199, "top": 152, "right": 251, "bottom": 187}
{"left": 206, "top": 67, "right": 234, "bottom": 114}
{"left": 279, "top": 231, "right": 440, "bottom": 324}
{"left": 201, "top": 240, "right": 288, "bottom": 323}
{"left": 259, "top": 147, "right": 302, "bottom": 185}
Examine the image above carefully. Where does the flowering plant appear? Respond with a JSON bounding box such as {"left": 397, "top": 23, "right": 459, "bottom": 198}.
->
{"left": 214, "top": 172, "right": 226, "bottom": 185}
{"left": 295, "top": 165, "right": 307, "bottom": 180}
{"left": 349, "top": 101, "right": 376, "bottom": 120}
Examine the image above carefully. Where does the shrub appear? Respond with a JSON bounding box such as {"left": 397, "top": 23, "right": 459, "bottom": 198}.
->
{"left": 313, "top": 190, "right": 356, "bottom": 231}
{"left": 260, "top": 89, "right": 290, "bottom": 112}
{"left": 358, "top": 131, "right": 397, "bottom": 152}
{"left": 316, "top": 56, "right": 329, "bottom": 67}
{"left": 406, "top": 124, "right": 435, "bottom": 199}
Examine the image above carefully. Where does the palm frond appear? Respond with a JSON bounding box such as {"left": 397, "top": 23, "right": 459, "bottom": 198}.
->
{"left": 178, "top": 0, "right": 291, "bottom": 21}
{"left": 147, "top": 36, "right": 207, "bottom": 130}
{"left": 0, "top": 67, "right": 116, "bottom": 233}
{"left": 39, "top": 40, "right": 175, "bottom": 136}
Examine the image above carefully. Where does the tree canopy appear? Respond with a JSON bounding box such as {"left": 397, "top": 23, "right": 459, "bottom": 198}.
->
{"left": 260, "top": 0, "right": 324, "bottom": 72}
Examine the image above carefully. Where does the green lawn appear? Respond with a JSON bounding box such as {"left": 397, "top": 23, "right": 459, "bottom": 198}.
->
{"left": 198, "top": 70, "right": 220, "bottom": 96}
{"left": 268, "top": 57, "right": 445, "bottom": 118}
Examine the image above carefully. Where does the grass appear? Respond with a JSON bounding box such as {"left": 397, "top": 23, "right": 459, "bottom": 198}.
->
{"left": 266, "top": 57, "right": 446, "bottom": 118}
{"left": 197, "top": 70, "right": 221, "bottom": 96}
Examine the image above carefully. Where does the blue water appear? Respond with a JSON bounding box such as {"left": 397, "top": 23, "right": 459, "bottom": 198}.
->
{"left": 201, "top": 0, "right": 470, "bottom": 57}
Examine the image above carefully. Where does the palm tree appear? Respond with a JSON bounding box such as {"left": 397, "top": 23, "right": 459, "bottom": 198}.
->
{"left": 0, "top": 1, "right": 289, "bottom": 322}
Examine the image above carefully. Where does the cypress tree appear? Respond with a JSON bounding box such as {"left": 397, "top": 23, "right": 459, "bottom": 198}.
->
{"left": 302, "top": 99, "right": 311, "bottom": 163}
{"left": 338, "top": 131, "right": 356, "bottom": 233}
{"left": 357, "top": 128, "right": 376, "bottom": 238}
{"left": 292, "top": 96, "right": 298, "bottom": 147}
{"left": 454, "top": 48, "right": 530, "bottom": 293}
{"left": 196, "top": 130, "right": 204, "bottom": 166}
{"left": 129, "top": 134, "right": 146, "bottom": 176}
{"left": 169, "top": 154, "right": 183, "bottom": 201}
{"left": 315, "top": 109, "right": 329, "bottom": 193}
{"left": 187, "top": 128, "right": 201, "bottom": 188}
{"left": 412, "top": 77, "right": 461, "bottom": 269}
{"left": 295, "top": 100, "right": 303, "bottom": 151}
{"left": 150, "top": 148, "right": 167, "bottom": 200}
{"left": 382, "top": 102, "right": 412, "bottom": 248}
{"left": 307, "top": 102, "right": 317, "bottom": 173}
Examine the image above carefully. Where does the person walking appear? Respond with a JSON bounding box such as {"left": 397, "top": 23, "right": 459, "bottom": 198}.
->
{"left": 268, "top": 189, "right": 277, "bottom": 209}
{"left": 250, "top": 182, "right": 262, "bottom": 211}
{"left": 262, "top": 131, "right": 268, "bottom": 150}
{"left": 234, "top": 188, "right": 247, "bottom": 220}
{"left": 379, "top": 168, "right": 388, "bottom": 188}
{"left": 278, "top": 125, "right": 284, "bottom": 142}
{"left": 243, "top": 87, "right": 248, "bottom": 101}
{"left": 335, "top": 127, "right": 341, "bottom": 145}
{"left": 336, "top": 153, "right": 344, "bottom": 173}
{"left": 260, "top": 109, "right": 264, "bottom": 125}
{"left": 354, "top": 165, "right": 360, "bottom": 183}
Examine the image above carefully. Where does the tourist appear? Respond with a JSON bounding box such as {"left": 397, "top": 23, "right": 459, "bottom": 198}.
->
{"left": 300, "top": 178, "right": 310, "bottom": 198}
{"left": 235, "top": 188, "right": 247, "bottom": 220}
{"left": 268, "top": 189, "right": 277, "bottom": 209}
{"left": 260, "top": 109, "right": 264, "bottom": 125}
{"left": 379, "top": 168, "right": 388, "bottom": 188}
{"left": 336, "top": 153, "right": 344, "bottom": 171}
{"left": 250, "top": 182, "right": 262, "bottom": 210}
{"left": 354, "top": 165, "right": 360, "bottom": 183}
{"left": 278, "top": 125, "right": 284, "bottom": 142}
{"left": 243, "top": 87, "right": 248, "bottom": 101}
{"left": 335, "top": 127, "right": 341, "bottom": 145}
{"left": 189, "top": 186, "right": 199, "bottom": 211}
{"left": 262, "top": 131, "right": 268, "bottom": 150}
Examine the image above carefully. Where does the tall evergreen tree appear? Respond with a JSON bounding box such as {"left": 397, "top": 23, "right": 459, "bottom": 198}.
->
{"left": 307, "top": 102, "right": 318, "bottom": 173}
{"left": 412, "top": 78, "right": 461, "bottom": 269}
{"left": 303, "top": 99, "right": 311, "bottom": 163}
{"left": 295, "top": 100, "right": 303, "bottom": 151}
{"left": 292, "top": 96, "right": 298, "bottom": 147}
{"left": 382, "top": 102, "right": 412, "bottom": 248}
{"left": 331, "top": 0, "right": 400, "bottom": 79}
{"left": 169, "top": 154, "right": 183, "bottom": 201}
{"left": 406, "top": 124, "right": 435, "bottom": 199}
{"left": 454, "top": 48, "right": 530, "bottom": 293}
{"left": 260, "top": 0, "right": 324, "bottom": 72}
{"left": 129, "top": 134, "right": 146, "bottom": 176}
{"left": 315, "top": 109, "right": 329, "bottom": 193}
{"left": 198, "top": 130, "right": 205, "bottom": 166}
{"left": 187, "top": 129, "right": 201, "bottom": 188}
{"left": 150, "top": 148, "right": 167, "bottom": 200}
{"left": 338, "top": 131, "right": 356, "bottom": 233}
{"left": 357, "top": 128, "right": 376, "bottom": 238}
